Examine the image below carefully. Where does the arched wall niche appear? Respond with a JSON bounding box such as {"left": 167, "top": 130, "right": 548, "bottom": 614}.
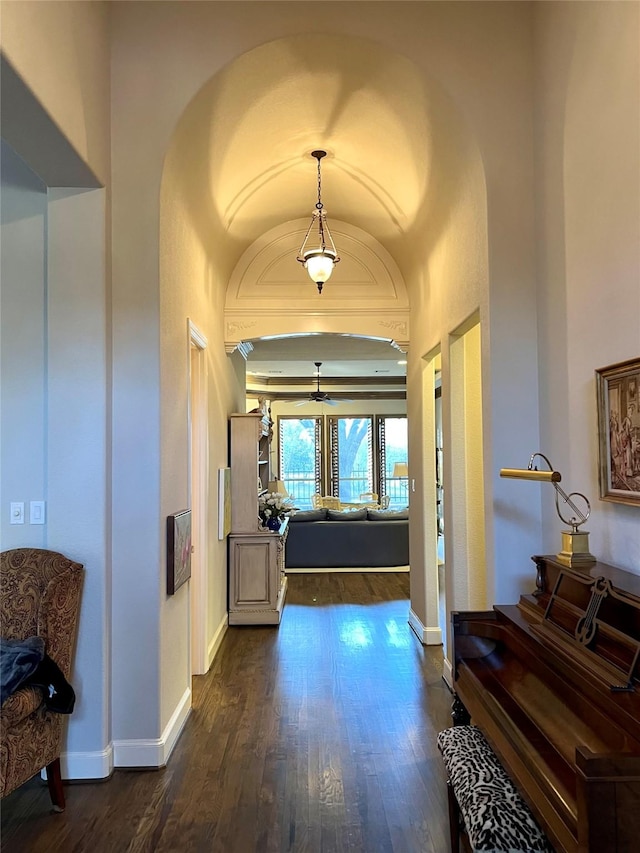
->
{"left": 224, "top": 218, "right": 410, "bottom": 352}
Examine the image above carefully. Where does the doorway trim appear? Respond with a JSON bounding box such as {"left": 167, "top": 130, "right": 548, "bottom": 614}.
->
{"left": 188, "top": 319, "right": 208, "bottom": 675}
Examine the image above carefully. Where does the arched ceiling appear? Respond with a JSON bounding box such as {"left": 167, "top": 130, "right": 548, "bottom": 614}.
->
{"left": 180, "top": 33, "right": 452, "bottom": 275}
{"left": 164, "top": 32, "right": 484, "bottom": 375}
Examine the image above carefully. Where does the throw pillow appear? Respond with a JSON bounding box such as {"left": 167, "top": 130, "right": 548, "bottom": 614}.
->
{"left": 288, "top": 508, "right": 328, "bottom": 522}
{"left": 367, "top": 509, "right": 409, "bottom": 521}
{"left": 326, "top": 508, "right": 367, "bottom": 521}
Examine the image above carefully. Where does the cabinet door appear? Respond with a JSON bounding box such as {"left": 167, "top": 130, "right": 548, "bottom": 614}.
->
{"left": 228, "top": 533, "right": 286, "bottom": 626}
{"left": 229, "top": 536, "right": 277, "bottom": 609}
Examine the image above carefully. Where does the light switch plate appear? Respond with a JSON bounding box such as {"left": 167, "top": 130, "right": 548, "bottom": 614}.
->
{"left": 10, "top": 502, "right": 24, "bottom": 524}
{"left": 30, "top": 501, "right": 46, "bottom": 524}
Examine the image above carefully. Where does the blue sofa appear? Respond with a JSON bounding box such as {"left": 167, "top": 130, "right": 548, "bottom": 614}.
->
{"left": 284, "top": 507, "right": 409, "bottom": 569}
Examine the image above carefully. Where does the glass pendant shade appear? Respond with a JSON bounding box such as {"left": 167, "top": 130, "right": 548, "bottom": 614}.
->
{"left": 303, "top": 249, "right": 337, "bottom": 285}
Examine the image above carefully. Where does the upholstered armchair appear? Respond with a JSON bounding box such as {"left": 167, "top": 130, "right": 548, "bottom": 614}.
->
{"left": 1, "top": 548, "right": 83, "bottom": 811}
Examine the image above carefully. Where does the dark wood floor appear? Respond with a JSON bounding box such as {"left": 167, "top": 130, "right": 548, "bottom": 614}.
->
{"left": 1, "top": 572, "right": 453, "bottom": 853}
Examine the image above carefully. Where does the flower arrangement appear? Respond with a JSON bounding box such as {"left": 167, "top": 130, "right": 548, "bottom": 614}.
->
{"left": 258, "top": 491, "right": 294, "bottom": 528}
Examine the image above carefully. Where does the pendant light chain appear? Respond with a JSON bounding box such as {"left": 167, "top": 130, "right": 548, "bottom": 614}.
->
{"left": 296, "top": 149, "right": 340, "bottom": 293}
{"left": 316, "top": 156, "right": 323, "bottom": 210}
{"left": 317, "top": 156, "right": 327, "bottom": 251}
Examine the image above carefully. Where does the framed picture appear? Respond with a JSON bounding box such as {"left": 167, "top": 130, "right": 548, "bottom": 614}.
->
{"left": 595, "top": 357, "right": 640, "bottom": 505}
{"left": 218, "top": 467, "right": 232, "bottom": 540}
{"left": 167, "top": 509, "right": 192, "bottom": 594}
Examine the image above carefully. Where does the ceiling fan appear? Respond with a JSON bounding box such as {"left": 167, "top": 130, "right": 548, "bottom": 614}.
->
{"left": 296, "top": 362, "right": 339, "bottom": 406}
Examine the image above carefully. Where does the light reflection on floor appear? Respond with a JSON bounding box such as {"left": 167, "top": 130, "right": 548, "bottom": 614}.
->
{"left": 339, "top": 619, "right": 372, "bottom": 648}
{"left": 337, "top": 616, "right": 412, "bottom": 650}
{"left": 275, "top": 577, "right": 447, "bottom": 718}
{"left": 385, "top": 617, "right": 412, "bottom": 648}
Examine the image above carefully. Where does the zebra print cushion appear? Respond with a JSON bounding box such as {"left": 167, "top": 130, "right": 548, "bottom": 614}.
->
{"left": 437, "top": 725, "right": 553, "bottom": 853}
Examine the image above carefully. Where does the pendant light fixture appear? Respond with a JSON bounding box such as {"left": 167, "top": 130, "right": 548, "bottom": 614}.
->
{"left": 296, "top": 150, "right": 340, "bottom": 294}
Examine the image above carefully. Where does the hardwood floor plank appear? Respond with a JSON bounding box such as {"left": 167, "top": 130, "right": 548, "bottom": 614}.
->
{"left": 1, "top": 572, "right": 452, "bottom": 852}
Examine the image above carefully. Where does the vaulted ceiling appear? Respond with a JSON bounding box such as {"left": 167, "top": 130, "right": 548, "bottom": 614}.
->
{"left": 199, "top": 34, "right": 436, "bottom": 269}
{"left": 168, "top": 32, "right": 472, "bottom": 385}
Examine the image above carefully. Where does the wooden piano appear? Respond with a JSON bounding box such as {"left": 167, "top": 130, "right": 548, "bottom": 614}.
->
{"left": 452, "top": 554, "right": 640, "bottom": 853}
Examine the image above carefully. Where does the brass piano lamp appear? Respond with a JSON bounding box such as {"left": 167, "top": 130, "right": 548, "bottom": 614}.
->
{"left": 500, "top": 452, "right": 595, "bottom": 567}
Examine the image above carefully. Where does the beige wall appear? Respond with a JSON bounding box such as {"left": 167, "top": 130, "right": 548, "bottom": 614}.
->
{"left": 534, "top": 1, "right": 640, "bottom": 570}
{"left": 158, "top": 144, "right": 246, "bottom": 730}
{"left": 0, "top": 0, "right": 110, "bottom": 184}
{"left": 1, "top": 143, "right": 48, "bottom": 551}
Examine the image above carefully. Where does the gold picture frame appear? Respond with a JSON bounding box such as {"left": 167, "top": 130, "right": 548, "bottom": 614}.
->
{"left": 595, "top": 357, "right": 640, "bottom": 506}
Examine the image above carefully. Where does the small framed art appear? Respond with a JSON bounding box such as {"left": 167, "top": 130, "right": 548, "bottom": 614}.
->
{"left": 595, "top": 357, "right": 640, "bottom": 506}
{"left": 167, "top": 509, "right": 192, "bottom": 594}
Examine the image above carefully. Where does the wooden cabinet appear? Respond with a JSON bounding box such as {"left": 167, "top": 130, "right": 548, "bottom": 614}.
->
{"left": 228, "top": 413, "right": 287, "bottom": 625}
{"left": 228, "top": 520, "right": 288, "bottom": 625}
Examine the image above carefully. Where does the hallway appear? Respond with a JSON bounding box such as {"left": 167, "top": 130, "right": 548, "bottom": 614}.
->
{"left": 1, "top": 573, "right": 452, "bottom": 853}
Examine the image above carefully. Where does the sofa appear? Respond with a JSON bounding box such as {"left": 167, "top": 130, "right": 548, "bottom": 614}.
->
{"left": 284, "top": 507, "right": 409, "bottom": 569}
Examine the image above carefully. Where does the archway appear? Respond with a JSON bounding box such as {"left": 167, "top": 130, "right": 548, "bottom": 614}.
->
{"left": 159, "top": 31, "right": 488, "bottom": 672}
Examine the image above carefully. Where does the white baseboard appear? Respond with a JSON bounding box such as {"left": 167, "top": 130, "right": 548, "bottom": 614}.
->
{"left": 442, "top": 656, "right": 454, "bottom": 690}
{"left": 207, "top": 612, "right": 228, "bottom": 670}
{"left": 113, "top": 686, "right": 191, "bottom": 768}
{"left": 58, "top": 743, "right": 113, "bottom": 780}
{"left": 408, "top": 608, "right": 443, "bottom": 646}
{"left": 286, "top": 565, "right": 410, "bottom": 573}
{"left": 58, "top": 624, "right": 226, "bottom": 780}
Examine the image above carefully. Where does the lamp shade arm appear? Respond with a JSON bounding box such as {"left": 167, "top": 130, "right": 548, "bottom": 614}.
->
{"left": 500, "top": 451, "right": 562, "bottom": 482}
{"left": 500, "top": 468, "right": 560, "bottom": 482}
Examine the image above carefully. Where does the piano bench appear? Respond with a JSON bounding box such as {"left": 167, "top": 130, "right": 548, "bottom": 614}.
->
{"left": 437, "top": 725, "right": 553, "bottom": 853}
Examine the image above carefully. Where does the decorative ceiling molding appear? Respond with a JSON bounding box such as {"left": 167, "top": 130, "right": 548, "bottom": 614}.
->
{"left": 225, "top": 218, "right": 409, "bottom": 354}
{"left": 247, "top": 389, "right": 407, "bottom": 403}
{"left": 225, "top": 322, "right": 258, "bottom": 354}
{"left": 247, "top": 375, "right": 406, "bottom": 388}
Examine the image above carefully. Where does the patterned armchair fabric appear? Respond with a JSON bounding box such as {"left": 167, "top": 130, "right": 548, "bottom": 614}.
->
{"left": 1, "top": 548, "right": 83, "bottom": 810}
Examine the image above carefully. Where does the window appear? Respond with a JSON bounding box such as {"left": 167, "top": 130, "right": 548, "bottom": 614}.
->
{"left": 379, "top": 416, "right": 409, "bottom": 510}
{"left": 278, "top": 414, "right": 407, "bottom": 509}
{"left": 278, "top": 417, "right": 322, "bottom": 509}
{"left": 329, "top": 417, "right": 373, "bottom": 502}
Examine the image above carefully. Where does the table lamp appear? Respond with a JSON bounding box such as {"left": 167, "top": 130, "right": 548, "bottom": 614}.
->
{"left": 393, "top": 462, "right": 409, "bottom": 480}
